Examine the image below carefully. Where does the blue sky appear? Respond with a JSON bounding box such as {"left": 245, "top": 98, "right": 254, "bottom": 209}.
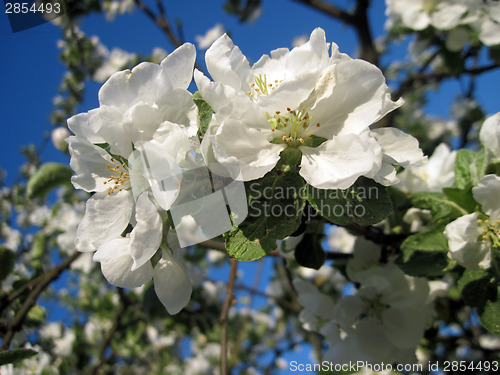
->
{"left": 1, "top": 0, "right": 499, "bottom": 187}
{"left": 1, "top": 1, "right": 500, "bottom": 371}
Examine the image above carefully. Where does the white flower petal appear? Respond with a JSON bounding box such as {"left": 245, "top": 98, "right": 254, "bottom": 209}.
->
{"left": 75, "top": 191, "right": 134, "bottom": 252}
{"left": 67, "top": 109, "right": 105, "bottom": 143}
{"left": 153, "top": 250, "right": 192, "bottom": 314}
{"left": 444, "top": 213, "right": 492, "bottom": 270}
{"left": 294, "top": 279, "right": 335, "bottom": 320}
{"left": 431, "top": 3, "right": 467, "bottom": 30}
{"left": 473, "top": 174, "right": 500, "bottom": 222}
{"left": 299, "top": 133, "right": 377, "bottom": 189}
{"left": 205, "top": 34, "right": 252, "bottom": 91}
{"left": 68, "top": 136, "right": 115, "bottom": 193}
{"left": 479, "top": 112, "right": 500, "bottom": 158}
{"left": 211, "top": 119, "right": 283, "bottom": 181}
{"left": 158, "top": 43, "right": 196, "bottom": 92}
{"left": 130, "top": 193, "right": 162, "bottom": 271}
{"left": 94, "top": 237, "right": 153, "bottom": 288}
{"left": 479, "top": 18, "right": 500, "bottom": 46}
{"left": 371, "top": 127, "right": 426, "bottom": 167}
{"left": 308, "top": 60, "right": 403, "bottom": 138}
{"left": 98, "top": 62, "right": 161, "bottom": 109}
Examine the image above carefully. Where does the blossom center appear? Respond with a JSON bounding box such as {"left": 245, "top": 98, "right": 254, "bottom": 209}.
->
{"left": 103, "top": 156, "right": 130, "bottom": 194}
{"left": 247, "top": 74, "right": 282, "bottom": 99}
{"left": 478, "top": 219, "right": 500, "bottom": 248}
{"left": 423, "top": 0, "right": 437, "bottom": 13}
{"left": 360, "top": 294, "right": 390, "bottom": 322}
{"left": 267, "top": 108, "right": 320, "bottom": 148}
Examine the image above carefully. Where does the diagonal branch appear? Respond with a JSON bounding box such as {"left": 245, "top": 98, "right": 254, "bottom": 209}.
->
{"left": 291, "top": 0, "right": 353, "bottom": 23}
{"left": 134, "top": 0, "right": 182, "bottom": 47}
{"left": 291, "top": 0, "right": 379, "bottom": 65}
{"left": 218, "top": 258, "right": 238, "bottom": 375}
{"left": 133, "top": 0, "right": 205, "bottom": 72}
{"left": 395, "top": 63, "right": 500, "bottom": 99}
{"left": 0, "top": 252, "right": 81, "bottom": 351}
{"left": 351, "top": 0, "right": 379, "bottom": 66}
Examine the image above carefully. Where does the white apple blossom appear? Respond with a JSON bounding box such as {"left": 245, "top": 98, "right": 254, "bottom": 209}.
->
{"left": 195, "top": 23, "right": 225, "bottom": 50}
{"left": 296, "top": 261, "right": 434, "bottom": 364}
{"left": 403, "top": 207, "right": 433, "bottom": 232}
{"left": 444, "top": 213, "right": 492, "bottom": 270}
{"left": 68, "top": 43, "right": 198, "bottom": 314}
{"left": 104, "top": 0, "right": 135, "bottom": 21}
{"left": 444, "top": 174, "right": 500, "bottom": 270}
{"left": 196, "top": 28, "right": 424, "bottom": 189}
{"left": 385, "top": 0, "right": 468, "bottom": 31}
{"left": 327, "top": 225, "right": 356, "bottom": 253}
{"left": 461, "top": 0, "right": 500, "bottom": 46}
{"left": 93, "top": 47, "right": 137, "bottom": 83}
{"left": 397, "top": 143, "right": 457, "bottom": 193}
{"left": 443, "top": 176, "right": 498, "bottom": 272}
{"left": 479, "top": 112, "right": 500, "bottom": 159}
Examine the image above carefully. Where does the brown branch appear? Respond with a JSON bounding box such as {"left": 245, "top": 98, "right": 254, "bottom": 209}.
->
{"left": 395, "top": 63, "right": 500, "bottom": 98}
{"left": 218, "top": 258, "right": 238, "bottom": 375}
{"left": 291, "top": 0, "right": 379, "bottom": 65}
{"left": 133, "top": 0, "right": 205, "bottom": 73}
{"left": 89, "top": 288, "right": 129, "bottom": 375}
{"left": 0, "top": 252, "right": 81, "bottom": 351}
{"left": 291, "top": 0, "right": 353, "bottom": 23}
{"left": 134, "top": 0, "right": 182, "bottom": 47}
{"left": 352, "top": 0, "right": 379, "bottom": 66}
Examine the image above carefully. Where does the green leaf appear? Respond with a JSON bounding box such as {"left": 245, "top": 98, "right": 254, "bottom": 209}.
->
{"left": 480, "top": 296, "right": 500, "bottom": 336}
{"left": 0, "top": 348, "right": 37, "bottom": 366}
{"left": 192, "top": 91, "right": 214, "bottom": 140}
{"left": 294, "top": 224, "right": 326, "bottom": 270}
{"left": 442, "top": 185, "right": 477, "bottom": 213}
{"left": 305, "top": 177, "right": 392, "bottom": 226}
{"left": 225, "top": 161, "right": 306, "bottom": 261}
{"left": 458, "top": 257, "right": 500, "bottom": 336}
{"left": 454, "top": 148, "right": 487, "bottom": 189}
{"left": 31, "top": 233, "right": 47, "bottom": 271}
{"left": 411, "top": 192, "right": 468, "bottom": 221}
{"left": 27, "top": 162, "right": 73, "bottom": 199}
{"left": 396, "top": 228, "right": 450, "bottom": 277}
{"left": 458, "top": 269, "right": 493, "bottom": 309}
{"left": 0, "top": 246, "right": 16, "bottom": 283}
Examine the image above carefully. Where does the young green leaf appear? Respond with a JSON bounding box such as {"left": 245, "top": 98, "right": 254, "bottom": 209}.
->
{"left": 454, "top": 148, "right": 487, "bottom": 189}
{"left": 27, "top": 162, "right": 73, "bottom": 199}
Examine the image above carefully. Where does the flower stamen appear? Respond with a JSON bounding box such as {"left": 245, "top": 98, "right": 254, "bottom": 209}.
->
{"left": 103, "top": 155, "right": 130, "bottom": 195}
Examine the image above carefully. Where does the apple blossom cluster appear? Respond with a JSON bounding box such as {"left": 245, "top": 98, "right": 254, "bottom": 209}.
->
{"left": 444, "top": 113, "right": 500, "bottom": 270}
{"left": 68, "top": 28, "right": 425, "bottom": 314}
{"left": 386, "top": 0, "right": 500, "bottom": 48}
{"left": 294, "top": 238, "right": 442, "bottom": 365}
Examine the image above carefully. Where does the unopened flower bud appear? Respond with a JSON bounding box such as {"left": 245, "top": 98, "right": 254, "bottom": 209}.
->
{"left": 51, "top": 127, "right": 70, "bottom": 152}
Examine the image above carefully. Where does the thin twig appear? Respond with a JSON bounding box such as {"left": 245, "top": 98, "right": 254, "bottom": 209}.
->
{"left": 133, "top": 0, "right": 205, "bottom": 73}
{"left": 134, "top": 0, "right": 182, "bottom": 47}
{"left": 0, "top": 252, "right": 81, "bottom": 351}
{"left": 396, "top": 63, "right": 500, "bottom": 98}
{"left": 89, "top": 288, "right": 129, "bottom": 375}
{"left": 218, "top": 258, "right": 238, "bottom": 375}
